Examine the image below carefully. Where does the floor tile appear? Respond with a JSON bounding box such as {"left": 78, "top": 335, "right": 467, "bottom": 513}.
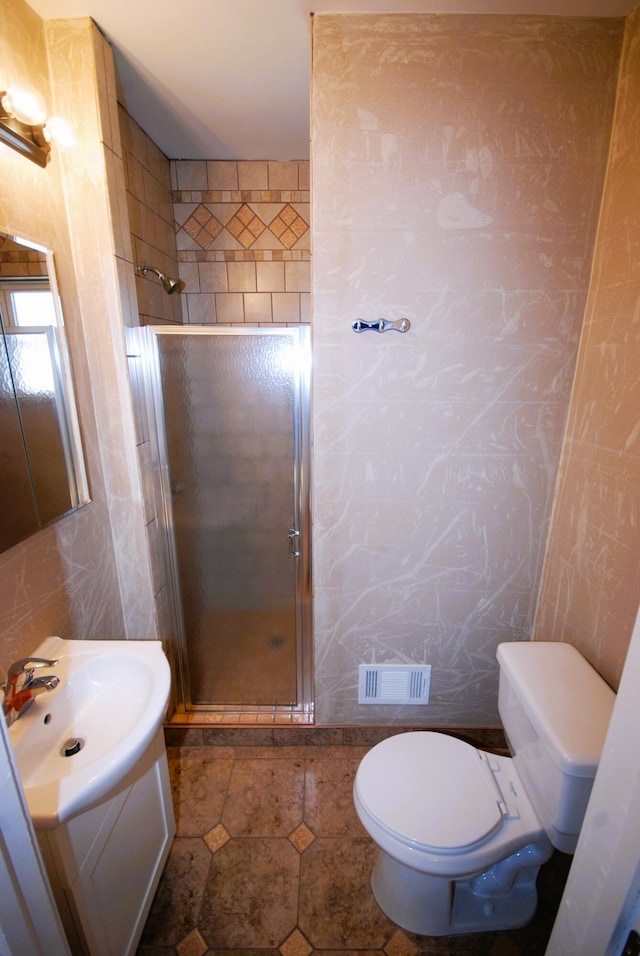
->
{"left": 304, "top": 755, "right": 367, "bottom": 836}
{"left": 198, "top": 837, "right": 300, "bottom": 948}
{"left": 137, "top": 742, "right": 570, "bottom": 956}
{"left": 280, "top": 927, "right": 313, "bottom": 956}
{"left": 289, "top": 821, "right": 316, "bottom": 853}
{"left": 168, "top": 750, "right": 233, "bottom": 836}
{"left": 222, "top": 756, "right": 305, "bottom": 836}
{"left": 140, "top": 838, "right": 211, "bottom": 947}
{"left": 298, "top": 838, "right": 395, "bottom": 949}
{"left": 385, "top": 929, "right": 419, "bottom": 956}
{"left": 204, "top": 822, "right": 231, "bottom": 853}
{"left": 176, "top": 928, "right": 208, "bottom": 956}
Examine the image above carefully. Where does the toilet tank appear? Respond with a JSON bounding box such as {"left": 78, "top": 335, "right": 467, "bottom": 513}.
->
{"left": 497, "top": 641, "right": 615, "bottom": 854}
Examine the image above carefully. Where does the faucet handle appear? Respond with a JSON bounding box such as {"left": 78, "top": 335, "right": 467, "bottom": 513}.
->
{"left": 4, "top": 657, "right": 59, "bottom": 688}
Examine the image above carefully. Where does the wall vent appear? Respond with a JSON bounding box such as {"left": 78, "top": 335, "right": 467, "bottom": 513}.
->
{"left": 358, "top": 664, "right": 431, "bottom": 705}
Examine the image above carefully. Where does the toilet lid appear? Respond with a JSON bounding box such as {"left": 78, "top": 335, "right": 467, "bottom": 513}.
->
{"left": 356, "top": 732, "right": 504, "bottom": 852}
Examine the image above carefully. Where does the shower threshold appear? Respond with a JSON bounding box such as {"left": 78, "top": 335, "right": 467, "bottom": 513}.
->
{"left": 167, "top": 703, "right": 314, "bottom": 727}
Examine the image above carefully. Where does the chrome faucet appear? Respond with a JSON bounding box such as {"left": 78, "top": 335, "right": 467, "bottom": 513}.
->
{"left": 1, "top": 657, "right": 60, "bottom": 728}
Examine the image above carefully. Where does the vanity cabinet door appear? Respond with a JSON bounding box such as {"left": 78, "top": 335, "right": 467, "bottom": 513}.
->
{"left": 37, "top": 729, "right": 175, "bottom": 956}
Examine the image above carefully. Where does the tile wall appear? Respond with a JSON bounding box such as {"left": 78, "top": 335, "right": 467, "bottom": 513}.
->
{"left": 0, "top": 237, "right": 47, "bottom": 276}
{"left": 117, "top": 107, "right": 183, "bottom": 708}
{"left": 4, "top": 0, "right": 635, "bottom": 741}
{"left": 172, "top": 160, "right": 310, "bottom": 325}
{"left": 311, "top": 14, "right": 623, "bottom": 726}
{"left": 532, "top": 6, "right": 640, "bottom": 690}
{"left": 47, "top": 17, "right": 159, "bottom": 644}
{"left": 0, "top": 4, "right": 153, "bottom": 667}
{"left": 119, "top": 106, "right": 182, "bottom": 326}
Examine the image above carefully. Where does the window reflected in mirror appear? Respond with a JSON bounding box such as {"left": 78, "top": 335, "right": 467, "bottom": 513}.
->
{"left": 0, "top": 232, "right": 89, "bottom": 552}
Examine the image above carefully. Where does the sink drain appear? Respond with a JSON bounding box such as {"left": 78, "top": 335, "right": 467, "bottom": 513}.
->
{"left": 61, "top": 737, "right": 84, "bottom": 757}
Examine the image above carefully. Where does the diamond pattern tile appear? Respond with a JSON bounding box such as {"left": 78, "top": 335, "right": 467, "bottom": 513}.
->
{"left": 204, "top": 822, "right": 231, "bottom": 854}
{"left": 182, "top": 204, "right": 223, "bottom": 249}
{"left": 176, "top": 928, "right": 208, "bottom": 956}
{"left": 269, "top": 204, "right": 309, "bottom": 249}
{"left": 288, "top": 822, "right": 316, "bottom": 853}
{"left": 280, "top": 928, "right": 313, "bottom": 956}
{"left": 226, "top": 203, "right": 267, "bottom": 248}
{"left": 384, "top": 929, "right": 418, "bottom": 956}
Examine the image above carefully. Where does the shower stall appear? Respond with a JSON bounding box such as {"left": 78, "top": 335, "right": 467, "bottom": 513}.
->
{"left": 147, "top": 326, "right": 312, "bottom": 717}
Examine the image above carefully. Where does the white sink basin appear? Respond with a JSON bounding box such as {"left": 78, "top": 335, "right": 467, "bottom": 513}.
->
{"left": 8, "top": 636, "right": 171, "bottom": 829}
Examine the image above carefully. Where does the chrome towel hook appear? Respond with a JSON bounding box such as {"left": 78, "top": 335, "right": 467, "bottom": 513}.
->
{"left": 352, "top": 318, "right": 410, "bottom": 334}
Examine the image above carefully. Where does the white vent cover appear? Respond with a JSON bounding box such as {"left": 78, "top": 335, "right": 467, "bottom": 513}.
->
{"left": 358, "top": 664, "right": 431, "bottom": 705}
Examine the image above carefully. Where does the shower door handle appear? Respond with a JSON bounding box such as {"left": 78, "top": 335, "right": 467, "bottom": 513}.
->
{"left": 288, "top": 528, "right": 300, "bottom": 558}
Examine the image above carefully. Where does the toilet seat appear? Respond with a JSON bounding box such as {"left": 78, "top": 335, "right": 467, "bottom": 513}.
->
{"left": 354, "top": 732, "right": 551, "bottom": 878}
{"left": 355, "top": 733, "right": 504, "bottom": 853}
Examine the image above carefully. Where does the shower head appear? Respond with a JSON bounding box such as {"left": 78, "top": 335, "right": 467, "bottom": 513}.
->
{"left": 138, "top": 263, "right": 182, "bottom": 295}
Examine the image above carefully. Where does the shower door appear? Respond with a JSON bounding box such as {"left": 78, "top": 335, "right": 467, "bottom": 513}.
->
{"left": 148, "top": 326, "right": 311, "bottom": 711}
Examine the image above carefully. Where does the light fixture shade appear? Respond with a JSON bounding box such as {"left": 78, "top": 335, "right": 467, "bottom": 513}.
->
{"left": 43, "top": 116, "right": 76, "bottom": 150}
{"left": 2, "top": 86, "right": 47, "bottom": 126}
{"left": 0, "top": 87, "right": 51, "bottom": 167}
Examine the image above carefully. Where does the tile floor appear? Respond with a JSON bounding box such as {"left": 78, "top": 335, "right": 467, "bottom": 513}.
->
{"left": 137, "top": 728, "right": 571, "bottom": 956}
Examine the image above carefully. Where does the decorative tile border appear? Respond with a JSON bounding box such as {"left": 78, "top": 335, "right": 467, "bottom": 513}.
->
{"left": 173, "top": 161, "right": 310, "bottom": 325}
{"left": 175, "top": 196, "right": 310, "bottom": 254}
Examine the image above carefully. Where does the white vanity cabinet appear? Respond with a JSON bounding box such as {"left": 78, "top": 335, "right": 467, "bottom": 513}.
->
{"left": 36, "top": 728, "right": 175, "bottom": 956}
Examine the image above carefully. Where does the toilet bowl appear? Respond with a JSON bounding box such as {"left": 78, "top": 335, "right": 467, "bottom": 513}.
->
{"left": 353, "top": 642, "right": 615, "bottom": 937}
{"left": 354, "top": 731, "right": 553, "bottom": 935}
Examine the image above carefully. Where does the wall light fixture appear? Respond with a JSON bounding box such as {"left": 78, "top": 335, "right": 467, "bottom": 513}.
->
{"left": 0, "top": 87, "right": 51, "bottom": 167}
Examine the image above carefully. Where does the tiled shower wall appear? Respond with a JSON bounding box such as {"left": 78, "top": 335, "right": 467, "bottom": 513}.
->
{"left": 172, "top": 160, "right": 310, "bottom": 325}
{"left": 311, "top": 14, "right": 623, "bottom": 726}
{"left": 116, "top": 115, "right": 311, "bottom": 711}
{"left": 118, "top": 105, "right": 182, "bottom": 708}
{"left": 532, "top": 7, "right": 640, "bottom": 690}
{"left": 118, "top": 128, "right": 311, "bottom": 328}
{"left": 119, "top": 105, "right": 182, "bottom": 326}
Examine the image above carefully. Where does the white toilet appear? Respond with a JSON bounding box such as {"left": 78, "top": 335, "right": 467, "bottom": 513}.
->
{"left": 353, "top": 641, "right": 615, "bottom": 936}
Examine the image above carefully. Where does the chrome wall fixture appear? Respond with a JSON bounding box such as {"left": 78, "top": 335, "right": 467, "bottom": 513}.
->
{"left": 0, "top": 88, "right": 51, "bottom": 168}
{"left": 352, "top": 318, "right": 411, "bottom": 333}
{"left": 137, "top": 263, "right": 182, "bottom": 295}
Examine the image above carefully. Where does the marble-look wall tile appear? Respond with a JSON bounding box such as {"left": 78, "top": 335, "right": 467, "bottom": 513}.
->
{"left": 311, "top": 14, "right": 622, "bottom": 725}
{"left": 533, "top": 9, "right": 640, "bottom": 690}
{"left": 44, "top": 19, "right": 158, "bottom": 643}
{"left": 0, "top": 2, "right": 130, "bottom": 670}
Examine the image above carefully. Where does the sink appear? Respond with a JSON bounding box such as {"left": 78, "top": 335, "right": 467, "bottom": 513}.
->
{"left": 7, "top": 635, "right": 171, "bottom": 829}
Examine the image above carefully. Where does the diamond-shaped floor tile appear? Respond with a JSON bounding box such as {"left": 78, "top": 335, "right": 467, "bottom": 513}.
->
{"left": 288, "top": 822, "right": 316, "bottom": 853}
{"left": 384, "top": 928, "right": 418, "bottom": 956}
{"left": 280, "top": 927, "right": 313, "bottom": 956}
{"left": 204, "top": 822, "right": 231, "bottom": 854}
{"left": 176, "top": 927, "right": 208, "bottom": 956}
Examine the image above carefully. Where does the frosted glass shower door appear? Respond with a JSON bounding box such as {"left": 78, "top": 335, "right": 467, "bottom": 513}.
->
{"left": 151, "top": 327, "right": 310, "bottom": 709}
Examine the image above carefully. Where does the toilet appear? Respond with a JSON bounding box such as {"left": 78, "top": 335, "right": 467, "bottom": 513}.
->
{"left": 353, "top": 641, "right": 615, "bottom": 936}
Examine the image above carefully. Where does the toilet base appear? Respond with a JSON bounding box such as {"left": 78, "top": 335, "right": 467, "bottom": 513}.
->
{"left": 371, "top": 841, "right": 553, "bottom": 937}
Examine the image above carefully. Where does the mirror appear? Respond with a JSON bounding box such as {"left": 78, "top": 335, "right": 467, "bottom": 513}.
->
{"left": 0, "top": 231, "right": 89, "bottom": 552}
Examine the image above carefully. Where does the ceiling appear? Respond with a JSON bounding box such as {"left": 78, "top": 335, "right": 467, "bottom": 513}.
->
{"left": 27, "top": 0, "right": 635, "bottom": 161}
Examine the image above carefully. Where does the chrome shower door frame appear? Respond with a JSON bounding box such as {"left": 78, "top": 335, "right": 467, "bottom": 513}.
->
{"left": 145, "top": 325, "right": 312, "bottom": 717}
